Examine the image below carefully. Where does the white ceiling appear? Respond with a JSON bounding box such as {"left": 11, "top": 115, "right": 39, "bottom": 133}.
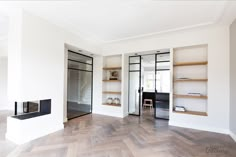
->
{"left": 0, "top": 1, "right": 235, "bottom": 43}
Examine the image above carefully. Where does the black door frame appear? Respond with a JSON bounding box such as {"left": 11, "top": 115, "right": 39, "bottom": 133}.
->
{"left": 67, "top": 50, "right": 93, "bottom": 120}
{"left": 128, "top": 55, "right": 142, "bottom": 116}
{"left": 128, "top": 52, "right": 170, "bottom": 118}
{"left": 154, "top": 52, "right": 170, "bottom": 119}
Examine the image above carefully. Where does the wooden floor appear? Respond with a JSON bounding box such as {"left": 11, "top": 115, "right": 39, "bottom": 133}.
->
{"left": 0, "top": 111, "right": 16, "bottom": 157}
{"left": 1, "top": 110, "right": 236, "bottom": 157}
{"left": 67, "top": 109, "right": 88, "bottom": 120}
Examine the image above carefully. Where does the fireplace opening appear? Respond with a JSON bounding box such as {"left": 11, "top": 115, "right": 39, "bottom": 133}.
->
{"left": 12, "top": 99, "right": 51, "bottom": 120}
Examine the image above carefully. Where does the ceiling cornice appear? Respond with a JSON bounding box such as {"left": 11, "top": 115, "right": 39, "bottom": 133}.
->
{"left": 102, "top": 22, "right": 214, "bottom": 44}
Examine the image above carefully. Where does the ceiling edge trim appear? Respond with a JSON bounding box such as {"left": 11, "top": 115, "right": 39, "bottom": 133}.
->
{"left": 102, "top": 22, "right": 214, "bottom": 44}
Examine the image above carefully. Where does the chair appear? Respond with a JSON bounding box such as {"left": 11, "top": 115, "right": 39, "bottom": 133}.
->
{"left": 143, "top": 99, "right": 153, "bottom": 111}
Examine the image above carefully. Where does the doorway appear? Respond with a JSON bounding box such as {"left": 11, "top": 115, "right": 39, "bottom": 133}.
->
{"left": 67, "top": 50, "right": 93, "bottom": 120}
{"left": 128, "top": 50, "right": 170, "bottom": 119}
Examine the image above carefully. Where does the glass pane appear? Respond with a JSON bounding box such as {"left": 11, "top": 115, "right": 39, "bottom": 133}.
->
{"left": 68, "top": 60, "right": 92, "bottom": 71}
{"left": 129, "top": 72, "right": 140, "bottom": 115}
{"left": 16, "top": 101, "right": 39, "bottom": 115}
{"left": 129, "top": 56, "right": 140, "bottom": 64}
{"left": 129, "top": 64, "right": 140, "bottom": 71}
{"left": 155, "top": 93, "right": 169, "bottom": 119}
{"left": 156, "top": 71, "right": 170, "bottom": 92}
{"left": 155, "top": 107, "right": 169, "bottom": 119}
{"left": 143, "top": 72, "right": 155, "bottom": 92}
{"left": 68, "top": 52, "right": 92, "bottom": 64}
{"left": 156, "top": 62, "right": 170, "bottom": 70}
{"left": 67, "top": 69, "right": 92, "bottom": 119}
{"left": 156, "top": 53, "right": 170, "bottom": 62}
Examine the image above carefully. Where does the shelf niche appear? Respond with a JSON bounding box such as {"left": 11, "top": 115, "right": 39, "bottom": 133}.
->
{"left": 173, "top": 44, "right": 208, "bottom": 116}
{"left": 102, "top": 55, "right": 122, "bottom": 107}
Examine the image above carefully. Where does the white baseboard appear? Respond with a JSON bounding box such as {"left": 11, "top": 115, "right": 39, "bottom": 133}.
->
{"left": 64, "top": 117, "right": 68, "bottom": 123}
{"left": 122, "top": 113, "right": 129, "bottom": 118}
{"left": 169, "top": 120, "right": 229, "bottom": 135}
{"left": 229, "top": 131, "right": 236, "bottom": 142}
{"left": 92, "top": 110, "right": 123, "bottom": 118}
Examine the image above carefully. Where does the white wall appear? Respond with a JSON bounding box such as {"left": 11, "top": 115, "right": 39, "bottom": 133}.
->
{"left": 122, "top": 54, "right": 129, "bottom": 117}
{"left": 0, "top": 40, "right": 8, "bottom": 57}
{"left": 102, "top": 25, "right": 230, "bottom": 134}
{"left": 0, "top": 39, "right": 10, "bottom": 110}
{"left": 92, "top": 55, "right": 125, "bottom": 118}
{"left": 0, "top": 57, "right": 9, "bottom": 110}
{"left": 6, "top": 9, "right": 101, "bottom": 144}
{"left": 230, "top": 19, "right": 236, "bottom": 141}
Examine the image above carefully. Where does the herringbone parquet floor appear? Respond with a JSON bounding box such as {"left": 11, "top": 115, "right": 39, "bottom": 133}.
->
{"left": 1, "top": 110, "right": 236, "bottom": 157}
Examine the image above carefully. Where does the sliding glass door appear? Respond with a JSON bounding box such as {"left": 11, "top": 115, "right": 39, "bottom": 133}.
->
{"left": 67, "top": 51, "right": 93, "bottom": 119}
{"left": 154, "top": 52, "right": 170, "bottom": 119}
{"left": 128, "top": 52, "right": 170, "bottom": 119}
{"left": 128, "top": 56, "right": 141, "bottom": 116}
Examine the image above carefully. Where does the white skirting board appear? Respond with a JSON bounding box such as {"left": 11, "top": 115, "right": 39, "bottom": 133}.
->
{"left": 64, "top": 117, "right": 68, "bottom": 123}
{"left": 92, "top": 109, "right": 124, "bottom": 118}
{"left": 230, "top": 131, "right": 236, "bottom": 142}
{"left": 169, "top": 120, "right": 229, "bottom": 135}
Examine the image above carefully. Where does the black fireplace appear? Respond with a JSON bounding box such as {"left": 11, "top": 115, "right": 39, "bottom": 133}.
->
{"left": 12, "top": 99, "right": 51, "bottom": 120}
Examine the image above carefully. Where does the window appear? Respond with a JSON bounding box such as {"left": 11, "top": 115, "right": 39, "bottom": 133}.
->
{"left": 144, "top": 72, "right": 155, "bottom": 92}
{"left": 143, "top": 71, "right": 170, "bottom": 93}
{"left": 156, "top": 71, "right": 170, "bottom": 93}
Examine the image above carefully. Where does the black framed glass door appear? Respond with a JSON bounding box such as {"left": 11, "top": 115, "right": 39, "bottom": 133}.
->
{"left": 154, "top": 52, "right": 170, "bottom": 119}
{"left": 67, "top": 50, "right": 93, "bottom": 120}
{"left": 128, "top": 56, "right": 141, "bottom": 116}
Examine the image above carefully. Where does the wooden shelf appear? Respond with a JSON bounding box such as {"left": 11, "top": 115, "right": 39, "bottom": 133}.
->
{"left": 173, "top": 45, "right": 208, "bottom": 117}
{"left": 103, "top": 91, "right": 121, "bottom": 94}
{"left": 174, "top": 94, "right": 207, "bottom": 99}
{"left": 174, "top": 79, "right": 208, "bottom": 82}
{"left": 103, "top": 103, "right": 121, "bottom": 107}
{"left": 173, "top": 110, "right": 208, "bottom": 116}
{"left": 103, "top": 67, "right": 122, "bottom": 70}
{"left": 174, "top": 61, "right": 208, "bottom": 66}
{"left": 103, "top": 80, "right": 121, "bottom": 82}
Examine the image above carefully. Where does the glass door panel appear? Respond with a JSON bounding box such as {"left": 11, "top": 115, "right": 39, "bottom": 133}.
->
{"left": 155, "top": 71, "right": 170, "bottom": 93}
{"left": 129, "top": 64, "right": 140, "bottom": 71}
{"left": 155, "top": 52, "right": 170, "bottom": 119}
{"left": 68, "top": 60, "right": 92, "bottom": 71}
{"left": 130, "top": 56, "right": 141, "bottom": 64}
{"left": 68, "top": 51, "right": 93, "bottom": 64}
{"left": 67, "top": 51, "right": 93, "bottom": 120}
{"left": 156, "top": 62, "right": 170, "bottom": 71}
{"left": 156, "top": 53, "right": 170, "bottom": 62}
{"left": 128, "top": 56, "right": 141, "bottom": 115}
